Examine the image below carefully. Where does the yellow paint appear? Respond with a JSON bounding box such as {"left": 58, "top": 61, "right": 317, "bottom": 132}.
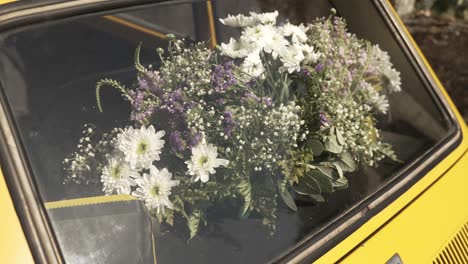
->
{"left": 0, "top": 0, "right": 14, "bottom": 4}
{"left": 103, "top": 15, "right": 167, "bottom": 39}
{"left": 0, "top": 169, "right": 34, "bottom": 264}
{"left": 342, "top": 151, "right": 468, "bottom": 263}
{"left": 316, "top": 2, "right": 468, "bottom": 263}
{"left": 206, "top": 1, "right": 218, "bottom": 48}
{"left": 45, "top": 194, "right": 136, "bottom": 209}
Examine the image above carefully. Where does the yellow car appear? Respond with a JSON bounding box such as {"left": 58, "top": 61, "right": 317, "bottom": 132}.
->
{"left": 0, "top": 0, "right": 467, "bottom": 263}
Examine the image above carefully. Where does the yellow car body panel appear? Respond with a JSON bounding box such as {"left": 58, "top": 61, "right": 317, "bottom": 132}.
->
{"left": 342, "top": 149, "right": 468, "bottom": 263}
{"left": 0, "top": 169, "right": 34, "bottom": 264}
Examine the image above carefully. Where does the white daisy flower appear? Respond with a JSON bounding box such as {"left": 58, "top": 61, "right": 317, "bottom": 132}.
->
{"left": 299, "top": 44, "right": 321, "bottom": 64}
{"left": 241, "top": 24, "right": 275, "bottom": 47}
{"left": 281, "top": 23, "right": 309, "bottom": 43}
{"left": 262, "top": 30, "right": 289, "bottom": 59}
{"left": 279, "top": 44, "right": 305, "bottom": 73}
{"left": 240, "top": 51, "right": 265, "bottom": 79}
{"left": 363, "top": 85, "right": 390, "bottom": 114}
{"left": 219, "top": 13, "right": 257, "bottom": 28}
{"left": 384, "top": 67, "right": 402, "bottom": 93}
{"left": 132, "top": 166, "right": 179, "bottom": 213}
{"left": 117, "top": 125, "right": 165, "bottom": 169}
{"left": 220, "top": 37, "right": 251, "bottom": 59}
{"left": 186, "top": 141, "right": 229, "bottom": 183}
{"left": 101, "top": 155, "right": 139, "bottom": 195}
{"left": 369, "top": 45, "right": 401, "bottom": 92}
{"left": 249, "top": 11, "right": 278, "bottom": 25}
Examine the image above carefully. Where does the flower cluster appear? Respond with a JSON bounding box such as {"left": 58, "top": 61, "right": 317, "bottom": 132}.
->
{"left": 64, "top": 11, "right": 401, "bottom": 239}
{"left": 220, "top": 11, "right": 320, "bottom": 78}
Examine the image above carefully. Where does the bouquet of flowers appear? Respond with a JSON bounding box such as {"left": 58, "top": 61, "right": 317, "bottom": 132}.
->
{"left": 63, "top": 10, "right": 401, "bottom": 238}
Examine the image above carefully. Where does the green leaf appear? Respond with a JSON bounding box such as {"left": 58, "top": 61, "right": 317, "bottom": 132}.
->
{"left": 338, "top": 151, "right": 357, "bottom": 172}
{"left": 324, "top": 134, "right": 343, "bottom": 154}
{"left": 334, "top": 162, "right": 344, "bottom": 178}
{"left": 336, "top": 128, "right": 345, "bottom": 145}
{"left": 308, "top": 194, "right": 326, "bottom": 203}
{"left": 333, "top": 177, "right": 349, "bottom": 190}
{"left": 278, "top": 180, "right": 297, "bottom": 211}
{"left": 310, "top": 170, "right": 333, "bottom": 193}
{"left": 188, "top": 210, "right": 201, "bottom": 239}
{"left": 379, "top": 143, "right": 403, "bottom": 163}
{"left": 237, "top": 179, "right": 252, "bottom": 216}
{"left": 308, "top": 139, "right": 324, "bottom": 156}
{"left": 295, "top": 172, "right": 321, "bottom": 197}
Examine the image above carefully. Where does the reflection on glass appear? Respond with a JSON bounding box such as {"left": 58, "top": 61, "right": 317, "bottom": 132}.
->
{"left": 0, "top": 1, "right": 449, "bottom": 263}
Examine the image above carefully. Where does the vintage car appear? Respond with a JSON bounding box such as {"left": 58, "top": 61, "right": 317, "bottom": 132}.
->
{"left": 0, "top": 0, "right": 467, "bottom": 263}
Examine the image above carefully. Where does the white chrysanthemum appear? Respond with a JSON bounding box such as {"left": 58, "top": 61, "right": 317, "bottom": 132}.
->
{"left": 117, "top": 125, "right": 165, "bottom": 169}
{"left": 186, "top": 141, "right": 229, "bottom": 183}
{"left": 281, "top": 23, "right": 309, "bottom": 43}
{"left": 249, "top": 11, "right": 278, "bottom": 25}
{"left": 363, "top": 85, "right": 390, "bottom": 114}
{"left": 262, "top": 30, "right": 289, "bottom": 59}
{"left": 219, "top": 13, "right": 257, "bottom": 28}
{"left": 101, "top": 155, "right": 139, "bottom": 195}
{"left": 369, "top": 45, "right": 401, "bottom": 92}
{"left": 279, "top": 44, "right": 305, "bottom": 73}
{"left": 300, "top": 44, "right": 321, "bottom": 64}
{"left": 240, "top": 51, "right": 265, "bottom": 78}
{"left": 132, "top": 166, "right": 179, "bottom": 213}
{"left": 372, "top": 94, "right": 390, "bottom": 114}
{"left": 220, "top": 37, "right": 251, "bottom": 59}
{"left": 241, "top": 24, "right": 276, "bottom": 47}
{"left": 384, "top": 67, "right": 402, "bottom": 92}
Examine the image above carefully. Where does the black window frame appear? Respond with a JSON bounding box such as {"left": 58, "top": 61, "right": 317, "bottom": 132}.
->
{"left": 0, "top": 0, "right": 462, "bottom": 263}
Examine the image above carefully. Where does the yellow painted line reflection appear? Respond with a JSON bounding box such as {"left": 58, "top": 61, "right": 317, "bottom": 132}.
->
{"left": 103, "top": 15, "right": 167, "bottom": 39}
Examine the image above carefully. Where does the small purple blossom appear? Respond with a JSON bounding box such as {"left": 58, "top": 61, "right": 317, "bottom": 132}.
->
{"left": 138, "top": 70, "right": 164, "bottom": 96}
{"left": 189, "top": 132, "right": 202, "bottom": 148}
{"left": 216, "top": 98, "right": 225, "bottom": 105}
{"left": 241, "top": 92, "right": 260, "bottom": 105}
{"left": 169, "top": 131, "right": 186, "bottom": 152}
{"left": 315, "top": 63, "right": 324, "bottom": 73}
{"left": 262, "top": 97, "right": 273, "bottom": 107}
{"left": 223, "top": 110, "right": 236, "bottom": 136}
{"left": 301, "top": 68, "right": 311, "bottom": 77}
{"left": 319, "top": 111, "right": 331, "bottom": 127}
{"left": 212, "top": 61, "right": 237, "bottom": 92}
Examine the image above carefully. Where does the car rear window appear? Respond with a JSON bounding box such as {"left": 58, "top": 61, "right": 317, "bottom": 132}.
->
{"left": 0, "top": 0, "right": 454, "bottom": 263}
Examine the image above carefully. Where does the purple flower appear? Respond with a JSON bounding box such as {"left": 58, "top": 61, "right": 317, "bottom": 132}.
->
{"left": 223, "top": 110, "right": 236, "bottom": 136}
{"left": 212, "top": 61, "right": 237, "bottom": 92}
{"left": 301, "top": 68, "right": 311, "bottom": 77}
{"left": 223, "top": 110, "right": 233, "bottom": 124}
{"left": 129, "top": 90, "right": 156, "bottom": 123}
{"left": 315, "top": 63, "right": 324, "bottom": 73}
{"left": 138, "top": 70, "right": 164, "bottom": 96}
{"left": 262, "top": 97, "right": 273, "bottom": 107}
{"left": 169, "top": 131, "right": 186, "bottom": 152}
{"left": 216, "top": 98, "right": 225, "bottom": 105}
{"left": 189, "top": 132, "right": 202, "bottom": 148}
{"left": 319, "top": 111, "right": 331, "bottom": 127}
{"left": 241, "top": 92, "right": 260, "bottom": 105}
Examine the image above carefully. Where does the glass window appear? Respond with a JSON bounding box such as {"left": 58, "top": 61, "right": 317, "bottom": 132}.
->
{"left": 0, "top": 0, "right": 452, "bottom": 263}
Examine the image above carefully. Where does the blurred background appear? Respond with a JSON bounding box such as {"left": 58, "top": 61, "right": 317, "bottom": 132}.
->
{"left": 392, "top": 0, "right": 468, "bottom": 122}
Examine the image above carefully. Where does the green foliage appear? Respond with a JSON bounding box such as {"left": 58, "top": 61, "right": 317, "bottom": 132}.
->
{"left": 237, "top": 178, "right": 252, "bottom": 216}
{"left": 187, "top": 210, "right": 202, "bottom": 240}
{"left": 278, "top": 148, "right": 314, "bottom": 183}
{"left": 95, "top": 79, "right": 129, "bottom": 112}
{"left": 134, "top": 42, "right": 145, "bottom": 73}
{"left": 278, "top": 179, "right": 297, "bottom": 211}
